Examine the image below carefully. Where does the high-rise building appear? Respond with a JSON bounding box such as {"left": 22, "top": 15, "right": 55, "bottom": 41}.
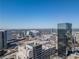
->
{"left": 57, "top": 23, "right": 72, "bottom": 59}
{"left": 26, "top": 43, "right": 42, "bottom": 59}
{"left": 0, "top": 30, "right": 7, "bottom": 50}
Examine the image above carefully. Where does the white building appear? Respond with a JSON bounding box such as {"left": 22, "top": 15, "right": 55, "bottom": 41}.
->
{"left": 16, "top": 45, "right": 27, "bottom": 59}
{"left": 16, "top": 42, "right": 42, "bottom": 59}
{"left": 26, "top": 30, "right": 40, "bottom": 37}
{"left": 72, "top": 32, "right": 79, "bottom": 43}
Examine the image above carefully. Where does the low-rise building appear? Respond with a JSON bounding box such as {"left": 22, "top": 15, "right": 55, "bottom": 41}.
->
{"left": 16, "top": 40, "right": 57, "bottom": 59}
{"left": 16, "top": 42, "right": 42, "bottom": 59}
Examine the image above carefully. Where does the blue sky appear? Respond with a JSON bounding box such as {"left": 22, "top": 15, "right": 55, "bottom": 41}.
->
{"left": 0, "top": 0, "right": 79, "bottom": 29}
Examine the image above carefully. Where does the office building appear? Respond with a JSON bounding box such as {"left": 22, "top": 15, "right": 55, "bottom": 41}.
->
{"left": 0, "top": 30, "right": 7, "bottom": 50}
{"left": 27, "top": 43, "right": 42, "bottom": 59}
{"left": 57, "top": 23, "right": 72, "bottom": 59}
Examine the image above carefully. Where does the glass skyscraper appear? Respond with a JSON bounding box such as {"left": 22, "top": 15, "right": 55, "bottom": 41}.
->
{"left": 57, "top": 23, "right": 72, "bottom": 59}
{"left": 0, "top": 30, "right": 7, "bottom": 50}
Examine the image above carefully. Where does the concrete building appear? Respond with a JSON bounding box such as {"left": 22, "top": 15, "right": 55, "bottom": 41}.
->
{"left": 0, "top": 49, "right": 16, "bottom": 59}
{"left": 73, "top": 32, "right": 79, "bottom": 44}
{"left": 16, "top": 42, "right": 42, "bottom": 59}
{"left": 26, "top": 30, "right": 40, "bottom": 37}
{"left": 67, "top": 53, "right": 79, "bottom": 59}
{"left": 57, "top": 23, "right": 72, "bottom": 59}
{"left": 16, "top": 45, "right": 27, "bottom": 59}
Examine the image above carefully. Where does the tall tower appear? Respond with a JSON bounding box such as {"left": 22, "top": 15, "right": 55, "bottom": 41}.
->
{"left": 0, "top": 30, "right": 7, "bottom": 50}
{"left": 57, "top": 23, "right": 72, "bottom": 59}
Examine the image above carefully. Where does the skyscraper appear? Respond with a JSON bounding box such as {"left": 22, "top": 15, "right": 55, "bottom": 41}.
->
{"left": 57, "top": 23, "right": 72, "bottom": 59}
{"left": 0, "top": 30, "right": 7, "bottom": 50}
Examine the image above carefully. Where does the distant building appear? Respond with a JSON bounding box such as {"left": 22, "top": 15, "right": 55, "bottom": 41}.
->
{"left": 73, "top": 32, "right": 79, "bottom": 44}
{"left": 57, "top": 23, "right": 72, "bottom": 59}
{"left": 0, "top": 30, "right": 7, "bottom": 50}
{"left": 26, "top": 30, "right": 40, "bottom": 37}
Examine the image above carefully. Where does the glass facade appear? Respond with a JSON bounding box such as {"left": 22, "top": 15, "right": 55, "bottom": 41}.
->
{"left": 57, "top": 23, "right": 72, "bottom": 59}
{"left": 33, "top": 45, "right": 42, "bottom": 59}
{"left": 0, "top": 31, "right": 7, "bottom": 50}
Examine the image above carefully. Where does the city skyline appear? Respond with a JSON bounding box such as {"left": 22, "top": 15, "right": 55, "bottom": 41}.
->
{"left": 0, "top": 0, "right": 79, "bottom": 29}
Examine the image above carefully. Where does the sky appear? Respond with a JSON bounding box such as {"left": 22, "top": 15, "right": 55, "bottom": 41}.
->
{"left": 0, "top": 0, "right": 79, "bottom": 29}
